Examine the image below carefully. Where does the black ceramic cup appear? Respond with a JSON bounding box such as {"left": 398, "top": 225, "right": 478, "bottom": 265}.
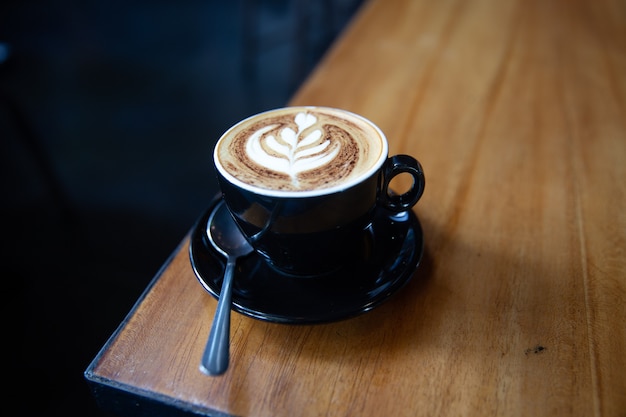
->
{"left": 213, "top": 106, "right": 425, "bottom": 276}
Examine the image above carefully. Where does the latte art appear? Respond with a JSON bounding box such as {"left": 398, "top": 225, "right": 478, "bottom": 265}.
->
{"left": 215, "top": 107, "right": 386, "bottom": 193}
{"left": 246, "top": 113, "right": 341, "bottom": 188}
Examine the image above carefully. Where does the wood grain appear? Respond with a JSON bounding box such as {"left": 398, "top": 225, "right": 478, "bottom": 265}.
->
{"left": 87, "top": 0, "right": 626, "bottom": 416}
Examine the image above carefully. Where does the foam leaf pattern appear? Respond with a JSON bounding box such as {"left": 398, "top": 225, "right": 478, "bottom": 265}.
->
{"left": 245, "top": 112, "right": 340, "bottom": 187}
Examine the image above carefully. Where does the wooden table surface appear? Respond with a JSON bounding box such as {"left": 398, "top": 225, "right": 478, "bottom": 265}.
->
{"left": 85, "top": 0, "right": 626, "bottom": 416}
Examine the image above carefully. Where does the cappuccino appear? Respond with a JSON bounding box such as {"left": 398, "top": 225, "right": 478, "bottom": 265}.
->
{"left": 214, "top": 107, "right": 387, "bottom": 195}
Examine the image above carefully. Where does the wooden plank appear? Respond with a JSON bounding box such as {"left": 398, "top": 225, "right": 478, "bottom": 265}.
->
{"left": 87, "top": 0, "right": 626, "bottom": 416}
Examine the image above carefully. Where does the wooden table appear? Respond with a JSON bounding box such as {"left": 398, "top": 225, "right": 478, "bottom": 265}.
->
{"left": 85, "top": 0, "right": 626, "bottom": 415}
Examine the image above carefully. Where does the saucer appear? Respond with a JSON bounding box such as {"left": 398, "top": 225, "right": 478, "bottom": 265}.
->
{"left": 189, "top": 198, "right": 424, "bottom": 324}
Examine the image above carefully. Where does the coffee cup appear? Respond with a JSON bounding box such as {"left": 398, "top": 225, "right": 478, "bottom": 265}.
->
{"left": 213, "top": 106, "right": 425, "bottom": 276}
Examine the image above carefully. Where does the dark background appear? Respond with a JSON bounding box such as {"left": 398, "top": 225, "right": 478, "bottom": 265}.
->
{"left": 0, "top": 1, "right": 362, "bottom": 415}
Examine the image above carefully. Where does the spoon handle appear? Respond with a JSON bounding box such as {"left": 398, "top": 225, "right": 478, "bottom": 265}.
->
{"left": 200, "top": 258, "right": 236, "bottom": 376}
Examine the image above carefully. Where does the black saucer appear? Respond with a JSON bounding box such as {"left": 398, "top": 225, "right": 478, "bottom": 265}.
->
{"left": 189, "top": 198, "right": 424, "bottom": 324}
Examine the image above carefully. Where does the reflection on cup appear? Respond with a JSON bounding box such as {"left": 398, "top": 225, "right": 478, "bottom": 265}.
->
{"left": 213, "top": 106, "right": 425, "bottom": 276}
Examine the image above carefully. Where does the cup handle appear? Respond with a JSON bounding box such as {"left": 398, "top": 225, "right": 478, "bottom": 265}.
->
{"left": 379, "top": 154, "right": 425, "bottom": 212}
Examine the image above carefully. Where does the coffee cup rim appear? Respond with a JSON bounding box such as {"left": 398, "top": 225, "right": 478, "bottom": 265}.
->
{"left": 213, "top": 106, "right": 389, "bottom": 198}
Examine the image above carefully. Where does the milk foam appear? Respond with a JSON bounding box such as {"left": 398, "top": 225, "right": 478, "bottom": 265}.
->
{"left": 245, "top": 113, "right": 340, "bottom": 188}
{"left": 215, "top": 107, "right": 387, "bottom": 195}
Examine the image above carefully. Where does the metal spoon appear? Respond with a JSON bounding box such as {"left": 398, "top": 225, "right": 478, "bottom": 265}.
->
{"left": 200, "top": 200, "right": 254, "bottom": 376}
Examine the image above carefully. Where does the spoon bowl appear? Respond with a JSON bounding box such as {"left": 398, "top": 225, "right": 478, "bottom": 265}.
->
{"left": 200, "top": 200, "right": 254, "bottom": 376}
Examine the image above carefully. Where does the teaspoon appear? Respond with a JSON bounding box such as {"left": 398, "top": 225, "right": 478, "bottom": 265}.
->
{"left": 200, "top": 200, "right": 254, "bottom": 376}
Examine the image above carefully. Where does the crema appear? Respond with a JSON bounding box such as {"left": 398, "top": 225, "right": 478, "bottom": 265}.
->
{"left": 215, "top": 107, "right": 386, "bottom": 193}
